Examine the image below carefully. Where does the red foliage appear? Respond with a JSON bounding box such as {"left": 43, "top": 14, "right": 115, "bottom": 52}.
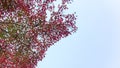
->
{"left": 0, "top": 0, "right": 77, "bottom": 68}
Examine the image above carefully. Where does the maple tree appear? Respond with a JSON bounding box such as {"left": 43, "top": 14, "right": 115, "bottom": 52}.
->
{"left": 0, "top": 0, "right": 77, "bottom": 68}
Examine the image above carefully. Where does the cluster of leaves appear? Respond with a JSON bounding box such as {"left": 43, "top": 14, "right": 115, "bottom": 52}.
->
{"left": 0, "top": 0, "right": 77, "bottom": 68}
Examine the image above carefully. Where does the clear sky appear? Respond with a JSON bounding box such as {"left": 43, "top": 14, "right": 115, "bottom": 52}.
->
{"left": 37, "top": 0, "right": 120, "bottom": 68}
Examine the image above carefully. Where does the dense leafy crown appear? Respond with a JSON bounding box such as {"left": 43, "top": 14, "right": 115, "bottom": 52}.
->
{"left": 0, "top": 0, "right": 77, "bottom": 68}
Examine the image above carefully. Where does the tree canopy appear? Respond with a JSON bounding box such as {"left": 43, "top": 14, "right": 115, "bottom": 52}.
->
{"left": 0, "top": 0, "right": 77, "bottom": 68}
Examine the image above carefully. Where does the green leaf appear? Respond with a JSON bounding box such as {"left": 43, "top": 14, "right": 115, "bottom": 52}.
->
{"left": 0, "top": 33, "right": 5, "bottom": 38}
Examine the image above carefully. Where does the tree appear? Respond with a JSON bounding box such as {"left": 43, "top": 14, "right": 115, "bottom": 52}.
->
{"left": 0, "top": 0, "right": 77, "bottom": 68}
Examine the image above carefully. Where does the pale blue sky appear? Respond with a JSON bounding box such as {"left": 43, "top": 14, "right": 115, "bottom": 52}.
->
{"left": 37, "top": 0, "right": 120, "bottom": 68}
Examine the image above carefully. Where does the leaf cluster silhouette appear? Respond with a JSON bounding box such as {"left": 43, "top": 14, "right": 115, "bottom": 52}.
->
{"left": 0, "top": 0, "right": 77, "bottom": 68}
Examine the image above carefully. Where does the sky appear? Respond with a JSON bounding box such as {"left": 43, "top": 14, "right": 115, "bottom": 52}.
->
{"left": 37, "top": 0, "right": 120, "bottom": 68}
